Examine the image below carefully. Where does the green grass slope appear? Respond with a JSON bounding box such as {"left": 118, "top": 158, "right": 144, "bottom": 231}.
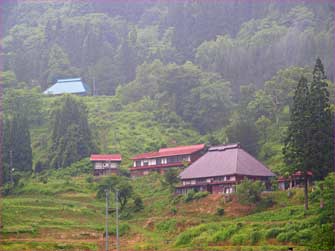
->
{"left": 1, "top": 170, "right": 331, "bottom": 251}
{"left": 31, "top": 95, "right": 203, "bottom": 169}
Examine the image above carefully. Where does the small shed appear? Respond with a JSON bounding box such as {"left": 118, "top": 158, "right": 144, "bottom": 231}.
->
{"left": 43, "top": 78, "right": 90, "bottom": 95}
{"left": 278, "top": 171, "right": 313, "bottom": 190}
{"left": 90, "top": 154, "right": 122, "bottom": 176}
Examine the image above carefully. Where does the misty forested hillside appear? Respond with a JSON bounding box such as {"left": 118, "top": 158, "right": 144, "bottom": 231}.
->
{"left": 2, "top": 1, "right": 333, "bottom": 93}
{"left": 1, "top": 2, "right": 334, "bottom": 251}
{"left": 1, "top": 0, "right": 334, "bottom": 174}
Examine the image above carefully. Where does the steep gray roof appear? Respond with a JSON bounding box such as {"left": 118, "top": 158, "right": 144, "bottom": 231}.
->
{"left": 179, "top": 144, "right": 275, "bottom": 179}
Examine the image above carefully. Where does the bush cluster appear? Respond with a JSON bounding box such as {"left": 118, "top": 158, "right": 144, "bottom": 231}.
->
{"left": 156, "top": 219, "right": 177, "bottom": 233}
{"left": 183, "top": 190, "right": 209, "bottom": 202}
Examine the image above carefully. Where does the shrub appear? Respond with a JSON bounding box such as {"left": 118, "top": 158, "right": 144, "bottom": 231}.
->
{"left": 250, "top": 230, "right": 262, "bottom": 244}
{"left": 2, "top": 183, "right": 14, "bottom": 196}
{"left": 96, "top": 176, "right": 134, "bottom": 212}
{"left": 183, "top": 190, "right": 196, "bottom": 202}
{"left": 211, "top": 225, "right": 239, "bottom": 242}
{"left": 309, "top": 224, "right": 334, "bottom": 250}
{"left": 171, "top": 207, "right": 177, "bottom": 215}
{"left": 191, "top": 232, "right": 211, "bottom": 246}
{"left": 40, "top": 175, "right": 48, "bottom": 184}
{"left": 276, "top": 231, "right": 296, "bottom": 243}
{"left": 171, "top": 195, "right": 182, "bottom": 205}
{"left": 86, "top": 176, "right": 93, "bottom": 183}
{"left": 133, "top": 196, "right": 144, "bottom": 212}
{"left": 175, "top": 224, "right": 210, "bottom": 246}
{"left": 231, "top": 233, "right": 248, "bottom": 245}
{"left": 276, "top": 232, "right": 287, "bottom": 242}
{"left": 295, "top": 228, "right": 313, "bottom": 244}
{"left": 162, "top": 169, "right": 179, "bottom": 188}
{"left": 156, "top": 219, "right": 177, "bottom": 233}
{"left": 50, "top": 158, "right": 91, "bottom": 178}
{"left": 109, "top": 223, "right": 130, "bottom": 236}
{"left": 183, "top": 190, "right": 208, "bottom": 202}
{"left": 311, "top": 173, "right": 334, "bottom": 224}
{"left": 119, "top": 168, "right": 130, "bottom": 177}
{"left": 216, "top": 207, "right": 225, "bottom": 216}
{"left": 236, "top": 179, "right": 265, "bottom": 204}
{"left": 175, "top": 232, "right": 195, "bottom": 246}
{"left": 265, "top": 228, "right": 282, "bottom": 239}
{"left": 255, "top": 196, "right": 274, "bottom": 212}
{"left": 193, "top": 191, "right": 209, "bottom": 200}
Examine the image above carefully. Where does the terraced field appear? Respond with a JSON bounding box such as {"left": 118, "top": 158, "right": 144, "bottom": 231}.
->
{"left": 1, "top": 172, "right": 330, "bottom": 251}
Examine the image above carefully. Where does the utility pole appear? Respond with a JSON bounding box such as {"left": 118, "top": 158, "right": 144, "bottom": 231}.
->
{"left": 93, "top": 74, "right": 96, "bottom": 96}
{"left": 105, "top": 189, "right": 109, "bottom": 251}
{"left": 9, "top": 116, "right": 13, "bottom": 184}
{"left": 115, "top": 189, "right": 120, "bottom": 251}
{"left": 9, "top": 150, "right": 13, "bottom": 184}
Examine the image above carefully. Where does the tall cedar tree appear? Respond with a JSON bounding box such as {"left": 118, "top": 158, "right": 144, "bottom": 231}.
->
{"left": 49, "top": 95, "right": 95, "bottom": 169}
{"left": 309, "top": 58, "right": 333, "bottom": 179}
{"left": 283, "top": 76, "right": 310, "bottom": 209}
{"left": 2, "top": 115, "right": 33, "bottom": 182}
{"left": 283, "top": 58, "right": 332, "bottom": 210}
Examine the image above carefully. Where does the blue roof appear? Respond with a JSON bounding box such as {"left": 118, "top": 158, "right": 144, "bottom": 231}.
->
{"left": 43, "top": 78, "right": 90, "bottom": 95}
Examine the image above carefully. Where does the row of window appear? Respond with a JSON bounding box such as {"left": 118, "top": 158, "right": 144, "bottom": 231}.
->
{"left": 183, "top": 176, "right": 234, "bottom": 185}
{"left": 135, "top": 155, "right": 190, "bottom": 167}
{"left": 94, "top": 162, "right": 119, "bottom": 169}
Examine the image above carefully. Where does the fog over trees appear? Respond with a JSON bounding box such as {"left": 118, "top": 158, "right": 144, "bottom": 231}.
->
{"left": 1, "top": 0, "right": 333, "bottom": 175}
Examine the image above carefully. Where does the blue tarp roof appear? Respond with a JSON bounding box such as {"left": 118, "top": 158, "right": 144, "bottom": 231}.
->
{"left": 43, "top": 78, "right": 90, "bottom": 95}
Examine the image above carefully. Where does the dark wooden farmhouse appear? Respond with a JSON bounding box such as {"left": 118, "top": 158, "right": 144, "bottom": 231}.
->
{"left": 176, "top": 143, "right": 275, "bottom": 195}
{"left": 90, "top": 154, "right": 122, "bottom": 176}
{"left": 129, "top": 144, "right": 206, "bottom": 177}
{"left": 277, "top": 171, "right": 313, "bottom": 190}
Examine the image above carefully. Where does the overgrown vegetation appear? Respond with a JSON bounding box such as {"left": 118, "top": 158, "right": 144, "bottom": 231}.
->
{"left": 1, "top": 167, "right": 334, "bottom": 250}
{"left": 236, "top": 179, "right": 265, "bottom": 205}
{"left": 1, "top": 1, "right": 334, "bottom": 250}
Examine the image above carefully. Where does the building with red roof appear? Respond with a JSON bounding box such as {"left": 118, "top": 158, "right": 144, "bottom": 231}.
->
{"left": 277, "top": 171, "right": 313, "bottom": 190}
{"left": 90, "top": 154, "right": 122, "bottom": 176}
{"left": 129, "top": 144, "right": 206, "bottom": 177}
{"left": 176, "top": 143, "right": 275, "bottom": 194}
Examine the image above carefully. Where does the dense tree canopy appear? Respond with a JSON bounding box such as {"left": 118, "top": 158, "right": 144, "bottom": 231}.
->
{"left": 2, "top": 1, "right": 333, "bottom": 95}
{"left": 0, "top": 1, "right": 333, "bottom": 184}
{"left": 283, "top": 58, "right": 333, "bottom": 209}
{"left": 49, "top": 95, "right": 96, "bottom": 169}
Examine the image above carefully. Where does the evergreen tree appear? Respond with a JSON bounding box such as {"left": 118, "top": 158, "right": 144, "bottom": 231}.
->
{"left": 308, "top": 58, "right": 333, "bottom": 179}
{"left": 49, "top": 95, "right": 95, "bottom": 169}
{"left": 283, "top": 76, "right": 310, "bottom": 209}
{"left": 2, "top": 115, "right": 33, "bottom": 182}
{"left": 44, "top": 44, "right": 78, "bottom": 85}
{"left": 226, "top": 114, "right": 259, "bottom": 156}
{"left": 283, "top": 58, "right": 332, "bottom": 210}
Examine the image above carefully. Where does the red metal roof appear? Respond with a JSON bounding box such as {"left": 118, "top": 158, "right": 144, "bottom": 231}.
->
{"left": 131, "top": 144, "right": 205, "bottom": 160}
{"left": 292, "top": 171, "right": 313, "bottom": 176}
{"left": 90, "top": 154, "right": 122, "bottom": 161}
{"left": 179, "top": 144, "right": 275, "bottom": 179}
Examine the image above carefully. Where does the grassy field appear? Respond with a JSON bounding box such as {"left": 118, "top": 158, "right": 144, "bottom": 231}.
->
{"left": 1, "top": 170, "right": 331, "bottom": 251}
